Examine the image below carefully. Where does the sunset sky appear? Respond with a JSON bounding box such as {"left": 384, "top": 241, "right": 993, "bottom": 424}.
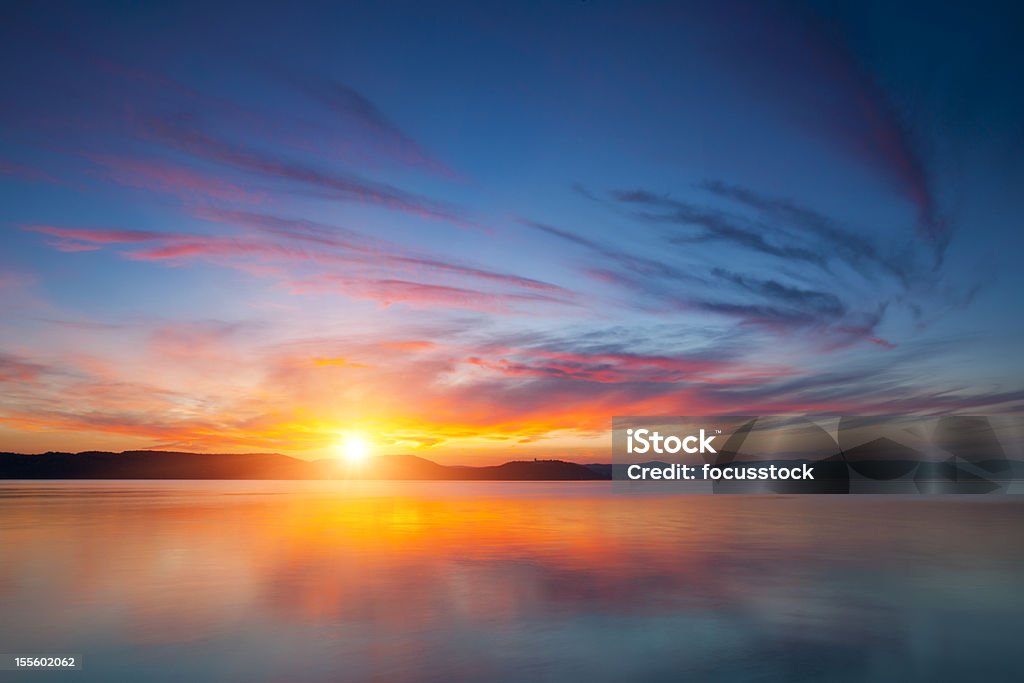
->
{"left": 1, "top": 1, "right": 1022, "bottom": 463}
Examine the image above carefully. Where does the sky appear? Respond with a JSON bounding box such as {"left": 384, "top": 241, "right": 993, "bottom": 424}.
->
{"left": 1, "top": 0, "right": 1022, "bottom": 463}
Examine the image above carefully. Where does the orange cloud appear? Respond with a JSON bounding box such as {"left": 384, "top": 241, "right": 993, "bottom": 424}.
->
{"left": 311, "top": 357, "right": 370, "bottom": 368}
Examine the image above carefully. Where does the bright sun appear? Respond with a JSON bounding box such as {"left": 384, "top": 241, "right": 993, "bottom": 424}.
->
{"left": 336, "top": 433, "right": 371, "bottom": 465}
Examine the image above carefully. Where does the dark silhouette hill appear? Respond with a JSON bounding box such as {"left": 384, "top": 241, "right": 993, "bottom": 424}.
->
{"left": 356, "top": 454, "right": 456, "bottom": 479}
{"left": 0, "top": 450, "right": 609, "bottom": 481}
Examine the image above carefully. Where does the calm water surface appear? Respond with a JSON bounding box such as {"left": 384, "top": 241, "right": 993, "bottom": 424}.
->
{"left": 1, "top": 481, "right": 1023, "bottom": 682}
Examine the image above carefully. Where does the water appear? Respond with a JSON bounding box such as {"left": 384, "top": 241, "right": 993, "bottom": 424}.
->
{"left": 1, "top": 481, "right": 1022, "bottom": 682}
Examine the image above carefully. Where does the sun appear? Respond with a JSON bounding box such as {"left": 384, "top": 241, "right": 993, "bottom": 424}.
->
{"left": 335, "top": 433, "right": 371, "bottom": 465}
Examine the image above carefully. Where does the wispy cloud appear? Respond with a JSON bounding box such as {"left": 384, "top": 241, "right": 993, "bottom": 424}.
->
{"left": 138, "top": 115, "right": 466, "bottom": 223}
{"left": 0, "top": 352, "right": 46, "bottom": 382}
{"left": 710, "top": 268, "right": 846, "bottom": 319}
{"left": 86, "top": 154, "right": 261, "bottom": 204}
{"left": 26, "top": 225, "right": 167, "bottom": 244}
{"left": 25, "top": 224, "right": 167, "bottom": 252}
{"left": 608, "top": 189, "right": 828, "bottom": 268}
{"left": 528, "top": 184, "right": 917, "bottom": 348}
{"left": 2, "top": 318, "right": 1019, "bottom": 456}
{"left": 464, "top": 345, "right": 791, "bottom": 385}
{"left": 2, "top": 0, "right": 1015, "bottom": 459}
{"left": 521, "top": 219, "right": 704, "bottom": 286}
{"left": 692, "top": 2, "right": 947, "bottom": 246}
{"left": 699, "top": 181, "right": 906, "bottom": 279}
{"left": 23, "top": 216, "right": 575, "bottom": 312}
{"left": 199, "top": 208, "right": 566, "bottom": 293}
{"left": 286, "top": 75, "right": 458, "bottom": 178}
{"left": 289, "top": 275, "right": 574, "bottom": 312}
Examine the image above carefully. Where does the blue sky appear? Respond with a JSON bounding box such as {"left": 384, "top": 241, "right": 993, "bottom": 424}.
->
{"left": 1, "top": 0, "right": 1022, "bottom": 461}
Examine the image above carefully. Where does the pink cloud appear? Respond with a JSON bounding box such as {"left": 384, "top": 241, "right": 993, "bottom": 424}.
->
{"left": 382, "top": 340, "right": 436, "bottom": 352}
{"left": 125, "top": 238, "right": 304, "bottom": 263}
{"left": 88, "top": 154, "right": 261, "bottom": 203}
{"left": 48, "top": 241, "right": 102, "bottom": 253}
{"left": 139, "top": 115, "right": 468, "bottom": 225}
{"left": 25, "top": 218, "right": 575, "bottom": 310}
{"left": 0, "top": 353, "right": 46, "bottom": 383}
{"left": 195, "top": 208, "right": 569, "bottom": 294}
{"left": 25, "top": 225, "right": 166, "bottom": 244}
{"left": 291, "top": 275, "right": 573, "bottom": 312}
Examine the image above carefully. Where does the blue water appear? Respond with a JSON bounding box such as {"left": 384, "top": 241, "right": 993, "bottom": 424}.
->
{"left": 1, "top": 481, "right": 1022, "bottom": 682}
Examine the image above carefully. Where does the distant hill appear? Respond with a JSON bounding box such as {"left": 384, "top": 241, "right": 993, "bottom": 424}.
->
{"left": 363, "top": 454, "right": 603, "bottom": 480}
{"left": 0, "top": 450, "right": 609, "bottom": 481}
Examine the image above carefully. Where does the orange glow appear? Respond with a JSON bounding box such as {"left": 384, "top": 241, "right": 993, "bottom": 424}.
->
{"left": 0, "top": 330, "right": 821, "bottom": 462}
{"left": 3, "top": 485, "right": 1014, "bottom": 645}
{"left": 335, "top": 433, "right": 371, "bottom": 464}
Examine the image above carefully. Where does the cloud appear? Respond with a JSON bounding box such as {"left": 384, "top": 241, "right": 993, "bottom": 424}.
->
{"left": 694, "top": 353, "right": 1024, "bottom": 415}
{"left": 87, "top": 154, "right": 260, "bottom": 204}
{"left": 24, "top": 226, "right": 317, "bottom": 268}
{"left": 0, "top": 353, "right": 46, "bottom": 382}
{"left": 125, "top": 238, "right": 304, "bottom": 263}
{"left": 603, "top": 187, "right": 868, "bottom": 275}
{"left": 710, "top": 268, "right": 846, "bottom": 319}
{"left": 524, "top": 214, "right": 883, "bottom": 345}
{"left": 310, "top": 357, "right": 370, "bottom": 369}
{"left": 25, "top": 214, "right": 575, "bottom": 309}
{"left": 289, "top": 275, "right": 574, "bottom": 312}
{"left": 698, "top": 180, "right": 906, "bottom": 279}
{"left": 382, "top": 340, "right": 436, "bottom": 352}
{"left": 25, "top": 225, "right": 166, "bottom": 252}
{"left": 463, "top": 345, "right": 790, "bottom": 385}
{"left": 194, "top": 207, "right": 371, "bottom": 251}
{"left": 548, "top": 179, "right": 957, "bottom": 348}
{"left": 200, "top": 208, "right": 567, "bottom": 293}
{"left": 521, "top": 219, "right": 704, "bottom": 285}
{"left": 2, "top": 319, "right": 1017, "bottom": 456}
{"left": 139, "top": 115, "right": 465, "bottom": 223}
{"left": 692, "top": 2, "right": 947, "bottom": 246}
{"left": 26, "top": 225, "right": 166, "bottom": 244}
{"left": 148, "top": 320, "right": 261, "bottom": 361}
{"left": 287, "top": 76, "right": 457, "bottom": 178}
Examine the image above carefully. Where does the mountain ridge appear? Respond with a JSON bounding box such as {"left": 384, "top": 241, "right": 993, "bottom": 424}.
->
{"left": 0, "top": 450, "right": 608, "bottom": 481}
